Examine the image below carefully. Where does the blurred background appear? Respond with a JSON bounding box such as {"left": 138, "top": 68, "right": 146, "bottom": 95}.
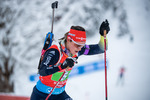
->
{"left": 0, "top": 0, "right": 150, "bottom": 100}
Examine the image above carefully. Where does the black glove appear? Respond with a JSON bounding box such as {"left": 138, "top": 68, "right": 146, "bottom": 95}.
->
{"left": 61, "top": 57, "right": 75, "bottom": 69}
{"left": 99, "top": 19, "right": 110, "bottom": 36}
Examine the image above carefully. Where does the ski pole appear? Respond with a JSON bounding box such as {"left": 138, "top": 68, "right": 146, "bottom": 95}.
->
{"left": 45, "top": 69, "right": 67, "bottom": 100}
{"left": 104, "top": 29, "right": 108, "bottom": 100}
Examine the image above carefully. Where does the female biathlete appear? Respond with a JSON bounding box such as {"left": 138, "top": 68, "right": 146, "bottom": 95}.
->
{"left": 30, "top": 20, "right": 110, "bottom": 100}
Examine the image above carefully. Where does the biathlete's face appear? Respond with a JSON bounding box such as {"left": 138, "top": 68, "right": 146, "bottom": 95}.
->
{"left": 66, "top": 38, "right": 85, "bottom": 55}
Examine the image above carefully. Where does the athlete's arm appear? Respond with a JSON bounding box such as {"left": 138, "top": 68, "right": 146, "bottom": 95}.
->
{"left": 39, "top": 48, "right": 60, "bottom": 76}
{"left": 79, "top": 36, "right": 108, "bottom": 56}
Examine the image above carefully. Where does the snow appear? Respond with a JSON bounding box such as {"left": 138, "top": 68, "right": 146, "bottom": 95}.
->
{"left": 67, "top": 0, "right": 150, "bottom": 100}
{"left": 0, "top": 0, "right": 150, "bottom": 100}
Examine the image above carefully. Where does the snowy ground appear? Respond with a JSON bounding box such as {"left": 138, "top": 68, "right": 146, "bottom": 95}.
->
{"left": 7, "top": 0, "right": 150, "bottom": 100}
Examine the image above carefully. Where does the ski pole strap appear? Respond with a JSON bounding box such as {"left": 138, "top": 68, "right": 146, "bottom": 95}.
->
{"left": 83, "top": 45, "right": 90, "bottom": 55}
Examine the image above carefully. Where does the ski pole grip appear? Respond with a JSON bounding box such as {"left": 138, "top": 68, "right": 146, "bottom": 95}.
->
{"left": 66, "top": 57, "right": 78, "bottom": 69}
{"left": 52, "top": 1, "right": 58, "bottom": 9}
{"left": 67, "top": 66, "right": 70, "bottom": 69}
{"left": 104, "top": 30, "right": 107, "bottom": 38}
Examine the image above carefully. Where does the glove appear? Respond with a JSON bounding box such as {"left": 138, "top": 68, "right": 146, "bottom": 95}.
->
{"left": 99, "top": 19, "right": 110, "bottom": 36}
{"left": 61, "top": 57, "right": 75, "bottom": 69}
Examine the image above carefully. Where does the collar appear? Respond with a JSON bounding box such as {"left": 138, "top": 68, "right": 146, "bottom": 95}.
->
{"left": 59, "top": 39, "right": 74, "bottom": 57}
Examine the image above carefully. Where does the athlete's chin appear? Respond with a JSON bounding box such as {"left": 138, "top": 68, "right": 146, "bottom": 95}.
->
{"left": 71, "top": 51, "right": 78, "bottom": 55}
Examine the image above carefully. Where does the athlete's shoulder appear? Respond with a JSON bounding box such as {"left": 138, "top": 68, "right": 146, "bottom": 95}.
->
{"left": 48, "top": 40, "right": 60, "bottom": 50}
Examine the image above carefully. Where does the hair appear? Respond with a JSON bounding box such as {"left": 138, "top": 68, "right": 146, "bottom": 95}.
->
{"left": 59, "top": 26, "right": 85, "bottom": 40}
{"left": 71, "top": 26, "right": 85, "bottom": 31}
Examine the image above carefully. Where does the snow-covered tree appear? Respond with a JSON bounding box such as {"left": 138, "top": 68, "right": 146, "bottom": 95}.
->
{"left": 0, "top": 0, "right": 19, "bottom": 92}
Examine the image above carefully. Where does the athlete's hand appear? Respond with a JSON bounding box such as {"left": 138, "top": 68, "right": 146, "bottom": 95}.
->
{"left": 61, "top": 57, "right": 75, "bottom": 69}
{"left": 99, "top": 19, "right": 110, "bottom": 36}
